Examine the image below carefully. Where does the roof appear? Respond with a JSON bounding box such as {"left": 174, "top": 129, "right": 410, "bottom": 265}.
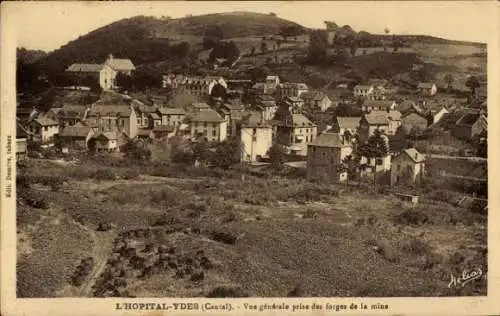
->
{"left": 456, "top": 113, "right": 481, "bottom": 126}
{"left": 33, "top": 116, "right": 58, "bottom": 126}
{"left": 281, "top": 82, "right": 308, "bottom": 90}
{"left": 148, "top": 113, "right": 161, "bottom": 120}
{"left": 223, "top": 102, "right": 245, "bottom": 111}
{"left": 292, "top": 114, "right": 316, "bottom": 127}
{"left": 241, "top": 112, "right": 271, "bottom": 128}
{"left": 398, "top": 148, "right": 425, "bottom": 163}
{"left": 286, "top": 96, "right": 302, "bottom": 103}
{"left": 418, "top": 82, "right": 436, "bottom": 89}
{"left": 190, "top": 109, "right": 225, "bottom": 123}
{"left": 96, "top": 131, "right": 119, "bottom": 140}
{"left": 158, "top": 107, "right": 186, "bottom": 115}
{"left": 66, "top": 63, "right": 106, "bottom": 73}
{"left": 192, "top": 102, "right": 210, "bottom": 109}
{"left": 59, "top": 125, "right": 92, "bottom": 138}
{"left": 301, "top": 91, "right": 328, "bottom": 102}
{"left": 153, "top": 125, "right": 175, "bottom": 132}
{"left": 106, "top": 57, "right": 135, "bottom": 72}
{"left": 363, "top": 100, "right": 395, "bottom": 109}
{"left": 336, "top": 116, "right": 361, "bottom": 129}
{"left": 88, "top": 104, "right": 132, "bottom": 117}
{"left": 363, "top": 111, "right": 394, "bottom": 125}
{"left": 354, "top": 85, "right": 373, "bottom": 90}
{"left": 309, "top": 132, "right": 350, "bottom": 148}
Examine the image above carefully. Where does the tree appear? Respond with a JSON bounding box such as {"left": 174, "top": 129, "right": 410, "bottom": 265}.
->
{"left": 211, "top": 83, "right": 227, "bottom": 99}
{"left": 203, "top": 25, "right": 224, "bottom": 50}
{"left": 121, "top": 141, "right": 152, "bottom": 164}
{"left": 211, "top": 138, "right": 241, "bottom": 169}
{"left": 444, "top": 74, "right": 454, "bottom": 90}
{"left": 260, "top": 41, "right": 268, "bottom": 54}
{"left": 307, "top": 30, "right": 328, "bottom": 64}
{"left": 268, "top": 144, "right": 286, "bottom": 170}
{"left": 340, "top": 154, "right": 360, "bottom": 183}
{"left": 279, "top": 25, "right": 303, "bottom": 42}
{"left": 358, "top": 129, "right": 389, "bottom": 158}
{"left": 350, "top": 41, "right": 358, "bottom": 57}
{"left": 192, "top": 140, "right": 212, "bottom": 166}
{"left": 465, "top": 75, "right": 480, "bottom": 96}
{"left": 324, "top": 21, "right": 338, "bottom": 31}
{"left": 333, "top": 47, "right": 350, "bottom": 64}
{"left": 116, "top": 72, "right": 133, "bottom": 91}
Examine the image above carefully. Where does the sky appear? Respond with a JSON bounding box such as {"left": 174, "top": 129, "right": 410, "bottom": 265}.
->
{"left": 5, "top": 1, "right": 497, "bottom": 52}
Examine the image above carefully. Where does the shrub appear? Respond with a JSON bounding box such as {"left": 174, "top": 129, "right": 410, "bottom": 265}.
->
{"left": 375, "top": 239, "right": 399, "bottom": 263}
{"left": 93, "top": 169, "right": 116, "bottom": 181}
{"left": 211, "top": 231, "right": 238, "bottom": 245}
{"left": 393, "top": 208, "right": 429, "bottom": 226}
{"left": 287, "top": 284, "right": 305, "bottom": 297}
{"left": 206, "top": 286, "right": 249, "bottom": 298}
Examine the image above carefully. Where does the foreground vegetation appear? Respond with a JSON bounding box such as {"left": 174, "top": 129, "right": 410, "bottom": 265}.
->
{"left": 16, "top": 154, "right": 487, "bottom": 297}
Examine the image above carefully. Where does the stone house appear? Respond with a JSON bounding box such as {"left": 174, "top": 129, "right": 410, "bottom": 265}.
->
{"left": 300, "top": 91, "right": 332, "bottom": 112}
{"left": 361, "top": 100, "right": 396, "bottom": 112}
{"left": 452, "top": 111, "right": 487, "bottom": 140}
{"left": 157, "top": 107, "right": 186, "bottom": 127}
{"left": 92, "top": 131, "right": 124, "bottom": 152}
{"left": 330, "top": 116, "right": 361, "bottom": 136}
{"left": 104, "top": 54, "right": 135, "bottom": 76}
{"left": 278, "top": 82, "right": 309, "bottom": 98}
{"left": 391, "top": 148, "right": 426, "bottom": 186}
{"left": 306, "top": 132, "right": 353, "bottom": 183}
{"left": 353, "top": 85, "right": 374, "bottom": 98}
{"left": 401, "top": 112, "right": 429, "bottom": 131}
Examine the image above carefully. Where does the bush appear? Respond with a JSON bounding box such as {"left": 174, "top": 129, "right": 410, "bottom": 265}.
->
{"left": 393, "top": 209, "right": 429, "bottom": 226}
{"left": 211, "top": 231, "right": 238, "bottom": 245}
{"left": 93, "top": 169, "right": 116, "bottom": 181}
{"left": 400, "top": 238, "right": 432, "bottom": 256}
{"left": 206, "top": 286, "right": 249, "bottom": 298}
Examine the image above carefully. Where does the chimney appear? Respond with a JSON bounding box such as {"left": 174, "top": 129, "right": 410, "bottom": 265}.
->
{"left": 108, "top": 54, "right": 114, "bottom": 60}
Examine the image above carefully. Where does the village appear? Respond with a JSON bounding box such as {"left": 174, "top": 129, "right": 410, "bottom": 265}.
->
{"left": 14, "top": 12, "right": 488, "bottom": 299}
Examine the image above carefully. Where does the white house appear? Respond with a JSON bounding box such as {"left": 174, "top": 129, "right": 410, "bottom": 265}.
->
{"left": 66, "top": 63, "right": 117, "bottom": 90}
{"left": 353, "top": 85, "right": 374, "bottom": 98}
{"left": 391, "top": 148, "right": 426, "bottom": 186}
{"left": 240, "top": 112, "right": 273, "bottom": 162}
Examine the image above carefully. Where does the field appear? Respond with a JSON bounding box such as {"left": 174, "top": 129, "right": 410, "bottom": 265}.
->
{"left": 16, "top": 157, "right": 487, "bottom": 297}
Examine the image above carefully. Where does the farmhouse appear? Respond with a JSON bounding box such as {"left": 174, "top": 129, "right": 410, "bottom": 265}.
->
{"left": 255, "top": 94, "right": 278, "bottom": 121}
{"left": 164, "top": 74, "right": 227, "bottom": 96}
{"left": 28, "top": 116, "right": 60, "bottom": 144}
{"left": 58, "top": 123, "right": 96, "bottom": 151}
{"left": 92, "top": 131, "right": 125, "bottom": 152}
{"left": 66, "top": 63, "right": 117, "bottom": 90}
{"left": 417, "top": 82, "right": 438, "bottom": 96}
{"left": 189, "top": 109, "right": 228, "bottom": 142}
{"left": 47, "top": 104, "right": 89, "bottom": 127}
{"left": 426, "top": 106, "right": 449, "bottom": 125}
{"left": 306, "top": 132, "right": 353, "bottom": 183}
{"left": 104, "top": 54, "right": 135, "bottom": 76}
{"left": 390, "top": 148, "right": 426, "bottom": 186}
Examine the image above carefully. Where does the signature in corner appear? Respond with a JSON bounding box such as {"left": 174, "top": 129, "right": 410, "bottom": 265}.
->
{"left": 448, "top": 268, "right": 483, "bottom": 288}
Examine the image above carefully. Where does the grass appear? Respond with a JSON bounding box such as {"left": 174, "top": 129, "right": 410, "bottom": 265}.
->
{"left": 16, "top": 157, "right": 487, "bottom": 297}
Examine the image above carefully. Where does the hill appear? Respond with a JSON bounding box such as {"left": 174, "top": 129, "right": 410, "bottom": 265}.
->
{"left": 37, "top": 12, "right": 306, "bottom": 75}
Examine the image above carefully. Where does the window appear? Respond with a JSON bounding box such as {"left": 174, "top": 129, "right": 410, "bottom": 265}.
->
{"left": 212, "top": 130, "right": 216, "bottom": 137}
{"left": 204, "top": 122, "right": 207, "bottom": 128}
{"left": 137, "top": 119, "right": 141, "bottom": 125}
{"left": 204, "top": 130, "right": 207, "bottom": 136}
{"left": 397, "top": 165, "right": 401, "bottom": 171}
{"left": 145, "top": 118, "right": 148, "bottom": 125}
{"left": 376, "top": 158, "right": 383, "bottom": 166}
{"left": 252, "top": 128, "right": 257, "bottom": 135}
{"left": 213, "top": 123, "right": 217, "bottom": 128}
{"left": 121, "top": 119, "right": 125, "bottom": 126}
{"left": 44, "top": 126, "right": 48, "bottom": 131}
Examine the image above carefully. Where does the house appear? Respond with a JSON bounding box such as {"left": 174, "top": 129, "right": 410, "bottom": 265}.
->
{"left": 401, "top": 112, "right": 429, "bottom": 131}
{"left": 417, "top": 82, "right": 438, "bottom": 96}
{"left": 157, "top": 107, "right": 186, "bottom": 127}
{"left": 272, "top": 105, "right": 317, "bottom": 155}
{"left": 330, "top": 116, "right": 361, "bottom": 136}
{"left": 278, "top": 83, "right": 309, "bottom": 98}
{"left": 189, "top": 109, "right": 227, "bottom": 142}
{"left": 28, "top": 116, "right": 59, "bottom": 144}
{"left": 265, "top": 75, "right": 280, "bottom": 87}
{"left": 92, "top": 131, "right": 123, "bottom": 152}
{"left": 452, "top": 110, "right": 487, "bottom": 140}
{"left": 104, "top": 54, "right": 135, "bottom": 76}
{"left": 226, "top": 79, "right": 253, "bottom": 95}
{"left": 396, "top": 100, "right": 418, "bottom": 114}
{"left": 361, "top": 100, "right": 396, "bottom": 112}
{"left": 391, "top": 148, "right": 426, "bottom": 186}
{"left": 358, "top": 110, "right": 402, "bottom": 143}
{"left": 50, "top": 104, "right": 89, "bottom": 127}
{"left": 16, "top": 120, "right": 29, "bottom": 161}
{"left": 57, "top": 123, "right": 96, "bottom": 151}
{"left": 133, "top": 103, "right": 158, "bottom": 128}
{"left": 85, "top": 104, "right": 138, "bottom": 139}
{"left": 306, "top": 132, "right": 353, "bottom": 183}
{"left": 137, "top": 128, "right": 155, "bottom": 141}
{"left": 300, "top": 91, "right": 332, "bottom": 112}
{"left": 147, "top": 112, "right": 162, "bottom": 129}
{"left": 353, "top": 85, "right": 374, "bottom": 98}
{"left": 66, "top": 63, "right": 117, "bottom": 90}
{"left": 239, "top": 112, "right": 273, "bottom": 162}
